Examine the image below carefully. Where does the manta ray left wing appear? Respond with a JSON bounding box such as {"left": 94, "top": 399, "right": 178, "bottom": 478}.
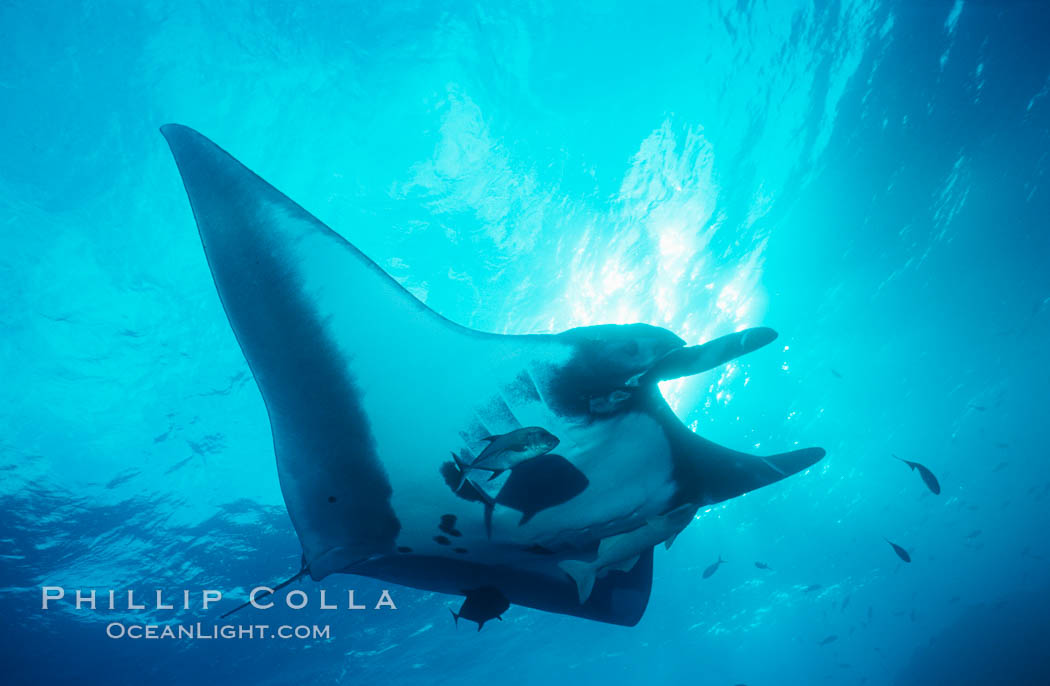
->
{"left": 162, "top": 123, "right": 453, "bottom": 578}
{"left": 162, "top": 125, "right": 657, "bottom": 626}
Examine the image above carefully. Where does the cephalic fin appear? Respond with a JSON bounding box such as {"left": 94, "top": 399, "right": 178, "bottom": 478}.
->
{"left": 644, "top": 327, "right": 778, "bottom": 383}
{"left": 669, "top": 417, "right": 826, "bottom": 504}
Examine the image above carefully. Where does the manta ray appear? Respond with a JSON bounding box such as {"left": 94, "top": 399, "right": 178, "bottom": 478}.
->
{"left": 161, "top": 124, "right": 825, "bottom": 626}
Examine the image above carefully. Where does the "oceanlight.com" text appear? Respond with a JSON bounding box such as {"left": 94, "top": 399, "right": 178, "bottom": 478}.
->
{"left": 104, "top": 622, "right": 331, "bottom": 640}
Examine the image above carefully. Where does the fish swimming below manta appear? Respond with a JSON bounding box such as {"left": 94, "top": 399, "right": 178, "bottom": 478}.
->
{"left": 160, "top": 124, "right": 826, "bottom": 627}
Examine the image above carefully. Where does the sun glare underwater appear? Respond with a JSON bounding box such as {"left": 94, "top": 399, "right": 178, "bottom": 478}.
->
{"left": 2, "top": 1, "right": 1049, "bottom": 685}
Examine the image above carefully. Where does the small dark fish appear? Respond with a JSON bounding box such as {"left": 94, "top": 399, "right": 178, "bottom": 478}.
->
{"left": 892, "top": 454, "right": 941, "bottom": 494}
{"left": 186, "top": 433, "right": 225, "bottom": 455}
{"left": 830, "top": 368, "right": 844, "bottom": 379}
{"left": 105, "top": 469, "right": 139, "bottom": 489}
{"left": 885, "top": 538, "right": 911, "bottom": 563}
{"left": 970, "top": 404, "right": 986, "bottom": 411}
{"left": 754, "top": 561, "right": 771, "bottom": 570}
{"left": 450, "top": 586, "right": 510, "bottom": 632}
{"left": 995, "top": 442, "right": 1009, "bottom": 449}
{"left": 965, "top": 529, "right": 981, "bottom": 540}
{"left": 819, "top": 634, "right": 838, "bottom": 646}
{"left": 841, "top": 595, "right": 851, "bottom": 611}
{"left": 803, "top": 584, "right": 822, "bottom": 593}
{"left": 163, "top": 455, "right": 194, "bottom": 475}
{"left": 993, "top": 461, "right": 1009, "bottom": 472}
{"left": 702, "top": 555, "right": 726, "bottom": 579}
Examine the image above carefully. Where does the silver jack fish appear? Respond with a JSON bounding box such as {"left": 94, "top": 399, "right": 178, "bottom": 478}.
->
{"left": 454, "top": 426, "right": 559, "bottom": 490}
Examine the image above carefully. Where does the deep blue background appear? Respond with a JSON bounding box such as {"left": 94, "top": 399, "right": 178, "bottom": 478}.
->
{"left": 1, "top": 1, "right": 1048, "bottom": 684}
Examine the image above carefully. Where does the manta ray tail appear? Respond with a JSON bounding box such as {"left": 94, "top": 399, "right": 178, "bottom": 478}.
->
{"left": 559, "top": 559, "right": 597, "bottom": 604}
{"left": 220, "top": 566, "right": 307, "bottom": 619}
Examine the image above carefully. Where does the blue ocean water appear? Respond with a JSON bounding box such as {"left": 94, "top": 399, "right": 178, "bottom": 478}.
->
{"left": 2, "top": 1, "right": 1049, "bottom": 684}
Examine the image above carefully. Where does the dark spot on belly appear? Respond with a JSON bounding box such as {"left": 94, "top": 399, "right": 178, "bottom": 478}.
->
{"left": 438, "top": 514, "right": 461, "bottom": 536}
{"left": 453, "top": 547, "right": 468, "bottom": 554}
{"left": 433, "top": 535, "right": 451, "bottom": 545}
{"left": 396, "top": 546, "right": 412, "bottom": 553}
{"left": 328, "top": 496, "right": 337, "bottom": 503}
